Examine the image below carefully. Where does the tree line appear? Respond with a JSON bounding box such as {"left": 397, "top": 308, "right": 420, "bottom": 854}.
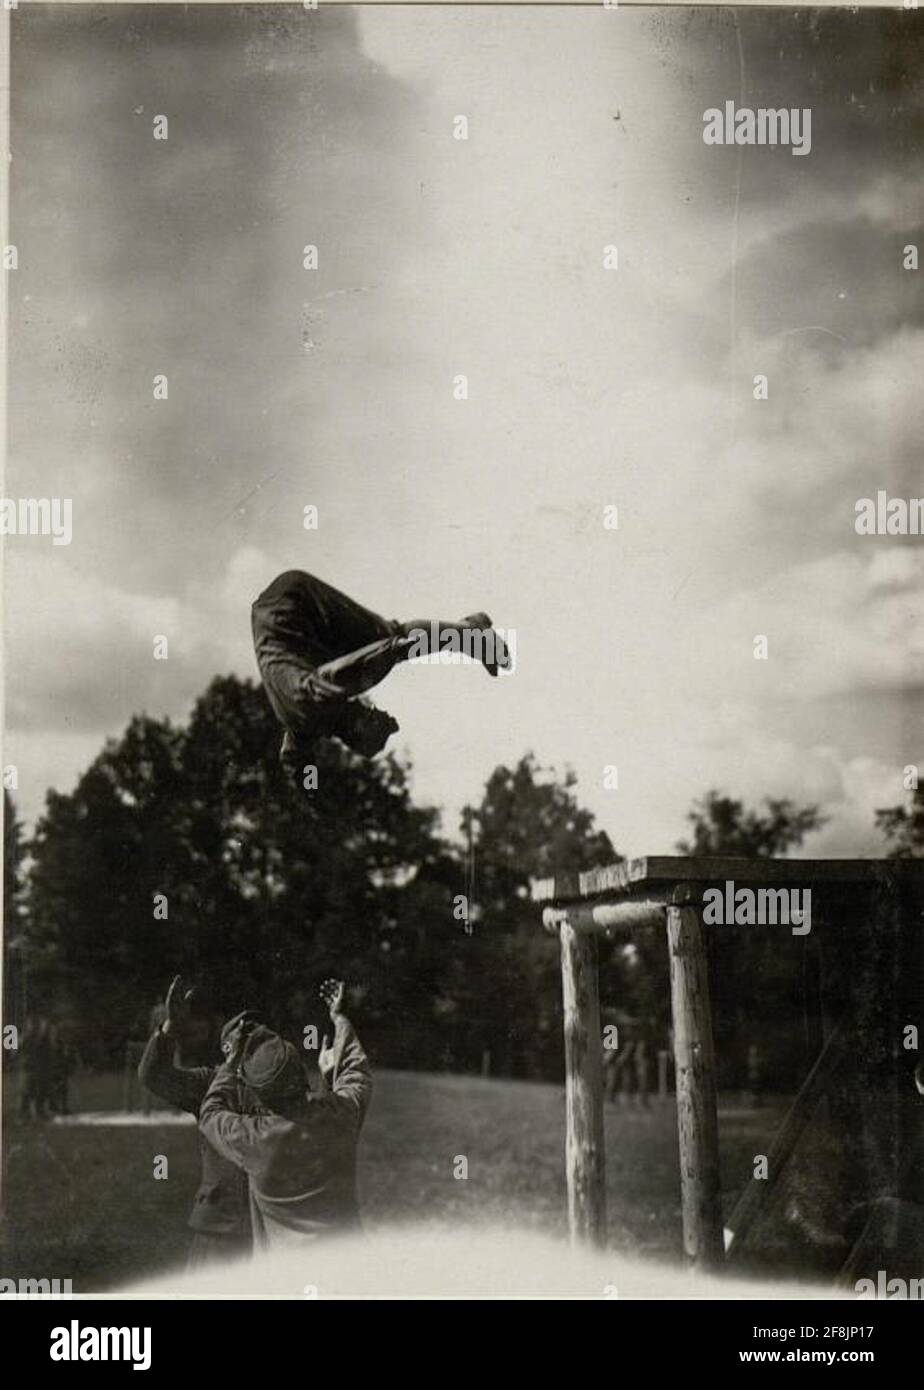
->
{"left": 3, "top": 673, "right": 921, "bottom": 1085}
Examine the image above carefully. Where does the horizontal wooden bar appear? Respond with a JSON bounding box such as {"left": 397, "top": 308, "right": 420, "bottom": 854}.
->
{"left": 542, "top": 898, "right": 669, "bottom": 936}
{"left": 530, "top": 856, "right": 923, "bottom": 906}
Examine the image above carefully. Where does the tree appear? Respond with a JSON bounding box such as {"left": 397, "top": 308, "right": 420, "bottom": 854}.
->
{"left": 676, "top": 789, "right": 827, "bottom": 1092}
{"left": 678, "top": 789, "right": 826, "bottom": 859}
{"left": 457, "top": 753, "right": 618, "bottom": 1077}
{"left": 3, "top": 790, "right": 26, "bottom": 936}
{"left": 26, "top": 676, "right": 448, "bottom": 1067}
{"left": 2, "top": 790, "right": 30, "bottom": 1022}
{"left": 875, "top": 785, "right": 924, "bottom": 859}
{"left": 460, "top": 752, "right": 616, "bottom": 932}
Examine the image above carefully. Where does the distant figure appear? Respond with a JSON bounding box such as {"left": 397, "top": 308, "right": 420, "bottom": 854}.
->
{"left": 633, "top": 1038, "right": 651, "bottom": 1109}
{"left": 745, "top": 1041, "right": 764, "bottom": 1108}
{"left": 199, "top": 978, "right": 371, "bottom": 1250}
{"left": 138, "top": 978, "right": 254, "bottom": 1267}
{"left": 19, "top": 1015, "right": 55, "bottom": 1121}
{"left": 602, "top": 1017, "right": 653, "bottom": 1108}
{"left": 252, "top": 570, "right": 510, "bottom": 777}
{"left": 602, "top": 1037, "right": 630, "bottom": 1104}
{"left": 49, "top": 1029, "right": 74, "bottom": 1115}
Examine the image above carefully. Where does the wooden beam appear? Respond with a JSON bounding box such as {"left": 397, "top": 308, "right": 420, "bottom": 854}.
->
{"left": 542, "top": 898, "right": 668, "bottom": 936}
{"left": 560, "top": 919, "right": 606, "bottom": 1247}
{"left": 667, "top": 904, "right": 724, "bottom": 1269}
{"left": 530, "top": 856, "right": 920, "bottom": 906}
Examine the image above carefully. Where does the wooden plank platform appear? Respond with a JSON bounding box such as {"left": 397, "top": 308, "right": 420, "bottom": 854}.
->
{"left": 530, "top": 855, "right": 924, "bottom": 905}
{"left": 533, "top": 850, "right": 924, "bottom": 1262}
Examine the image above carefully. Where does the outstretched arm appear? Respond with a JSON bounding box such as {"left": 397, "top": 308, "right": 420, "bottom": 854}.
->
{"left": 138, "top": 1028, "right": 212, "bottom": 1114}
{"left": 317, "top": 979, "right": 372, "bottom": 1123}
{"left": 138, "top": 977, "right": 211, "bottom": 1114}
{"left": 328, "top": 1016, "right": 372, "bottom": 1121}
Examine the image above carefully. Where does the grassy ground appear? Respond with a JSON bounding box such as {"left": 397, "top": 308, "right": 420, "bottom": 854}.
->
{"left": 0, "top": 1067, "right": 832, "bottom": 1292}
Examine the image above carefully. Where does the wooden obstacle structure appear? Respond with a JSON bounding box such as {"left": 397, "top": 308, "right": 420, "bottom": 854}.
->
{"left": 530, "top": 855, "right": 924, "bottom": 1270}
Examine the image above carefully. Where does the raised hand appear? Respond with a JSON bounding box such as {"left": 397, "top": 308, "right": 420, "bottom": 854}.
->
{"left": 318, "top": 1031, "right": 336, "bottom": 1079}
{"left": 221, "top": 1017, "right": 251, "bottom": 1069}
{"left": 163, "top": 976, "right": 195, "bottom": 1036}
{"left": 319, "top": 978, "right": 345, "bottom": 1020}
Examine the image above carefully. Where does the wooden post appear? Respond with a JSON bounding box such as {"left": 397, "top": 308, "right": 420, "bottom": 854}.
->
{"left": 666, "top": 904, "right": 724, "bottom": 1269}
{"left": 560, "top": 917, "right": 606, "bottom": 1246}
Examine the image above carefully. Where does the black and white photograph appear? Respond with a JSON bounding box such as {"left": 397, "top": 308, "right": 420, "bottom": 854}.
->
{"left": 1, "top": 0, "right": 923, "bottom": 1332}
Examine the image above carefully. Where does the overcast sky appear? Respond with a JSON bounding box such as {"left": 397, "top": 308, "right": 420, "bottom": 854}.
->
{"left": 5, "top": 4, "right": 923, "bottom": 858}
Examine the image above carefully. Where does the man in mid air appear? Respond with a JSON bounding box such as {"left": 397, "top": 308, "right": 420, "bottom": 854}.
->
{"left": 251, "top": 570, "right": 510, "bottom": 775}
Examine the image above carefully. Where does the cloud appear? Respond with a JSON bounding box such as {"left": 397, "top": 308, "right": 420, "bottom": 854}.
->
{"left": 4, "top": 7, "right": 922, "bottom": 859}
{"left": 9, "top": 5, "right": 419, "bottom": 591}
{"left": 4, "top": 548, "right": 247, "bottom": 737}
{"left": 691, "top": 9, "right": 924, "bottom": 211}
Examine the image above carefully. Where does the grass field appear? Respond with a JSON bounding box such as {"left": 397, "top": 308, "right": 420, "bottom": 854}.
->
{"left": 0, "top": 1067, "right": 836, "bottom": 1292}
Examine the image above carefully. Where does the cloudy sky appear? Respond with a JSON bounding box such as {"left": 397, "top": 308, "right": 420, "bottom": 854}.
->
{"left": 5, "top": 4, "right": 923, "bottom": 858}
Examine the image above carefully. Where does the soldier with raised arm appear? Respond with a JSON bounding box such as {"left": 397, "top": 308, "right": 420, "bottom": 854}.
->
{"left": 198, "top": 979, "right": 371, "bottom": 1250}
{"left": 138, "top": 977, "right": 255, "bottom": 1266}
